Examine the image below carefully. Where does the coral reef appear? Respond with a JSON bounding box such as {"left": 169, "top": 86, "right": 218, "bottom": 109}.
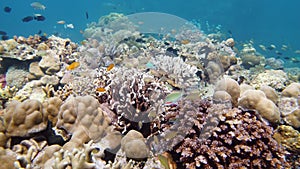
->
{"left": 4, "top": 99, "right": 48, "bottom": 137}
{"left": 173, "top": 107, "right": 290, "bottom": 168}
{"left": 238, "top": 89, "right": 280, "bottom": 123}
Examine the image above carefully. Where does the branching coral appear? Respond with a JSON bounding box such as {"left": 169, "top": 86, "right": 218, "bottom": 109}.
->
{"left": 172, "top": 107, "right": 290, "bottom": 169}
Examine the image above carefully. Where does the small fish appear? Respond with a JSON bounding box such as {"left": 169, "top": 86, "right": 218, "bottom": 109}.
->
{"left": 37, "top": 30, "right": 42, "bottom": 34}
{"left": 291, "top": 57, "right": 300, "bottom": 63}
{"left": 22, "top": 16, "right": 34, "bottom": 22}
{"left": 34, "top": 14, "right": 45, "bottom": 21}
{"left": 85, "top": 11, "right": 89, "bottom": 19}
{"left": 57, "top": 20, "right": 65, "bottom": 24}
{"left": 165, "top": 91, "right": 183, "bottom": 103}
{"left": 267, "top": 44, "right": 276, "bottom": 50}
{"left": 295, "top": 50, "right": 300, "bottom": 54}
{"left": 64, "top": 23, "right": 74, "bottom": 29}
{"left": 0, "top": 31, "right": 7, "bottom": 35}
{"left": 106, "top": 63, "right": 114, "bottom": 71}
{"left": 31, "top": 2, "right": 46, "bottom": 10}
{"left": 275, "top": 51, "right": 282, "bottom": 55}
{"left": 258, "top": 44, "right": 266, "bottom": 51}
{"left": 180, "top": 39, "right": 190, "bottom": 45}
{"left": 96, "top": 87, "right": 106, "bottom": 92}
{"left": 66, "top": 62, "right": 80, "bottom": 70}
{"left": 1, "top": 35, "right": 9, "bottom": 40}
{"left": 158, "top": 152, "right": 177, "bottom": 169}
{"left": 4, "top": 6, "right": 11, "bottom": 13}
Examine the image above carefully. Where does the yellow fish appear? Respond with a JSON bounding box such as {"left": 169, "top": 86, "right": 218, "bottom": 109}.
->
{"left": 96, "top": 87, "right": 106, "bottom": 92}
{"left": 66, "top": 62, "right": 80, "bottom": 70}
{"left": 106, "top": 63, "right": 114, "bottom": 71}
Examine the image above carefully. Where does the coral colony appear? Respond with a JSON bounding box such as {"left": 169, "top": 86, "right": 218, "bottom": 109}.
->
{"left": 0, "top": 13, "right": 299, "bottom": 169}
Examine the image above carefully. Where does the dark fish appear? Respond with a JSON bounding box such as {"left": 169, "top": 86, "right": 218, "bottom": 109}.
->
{"left": 275, "top": 51, "right": 282, "bottom": 55}
{"left": 2, "top": 35, "right": 9, "bottom": 40}
{"left": 40, "top": 35, "right": 48, "bottom": 42}
{"left": 37, "top": 30, "right": 42, "bottom": 34}
{"left": 22, "top": 16, "right": 34, "bottom": 22}
{"left": 0, "top": 31, "right": 7, "bottom": 35}
{"left": 34, "top": 15, "right": 45, "bottom": 21}
{"left": 85, "top": 11, "right": 89, "bottom": 19}
{"left": 4, "top": 6, "right": 11, "bottom": 13}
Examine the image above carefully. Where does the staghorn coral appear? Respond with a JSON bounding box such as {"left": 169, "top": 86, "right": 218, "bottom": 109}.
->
{"left": 149, "top": 55, "right": 200, "bottom": 91}
{"left": 4, "top": 99, "right": 48, "bottom": 137}
{"left": 172, "top": 107, "right": 290, "bottom": 169}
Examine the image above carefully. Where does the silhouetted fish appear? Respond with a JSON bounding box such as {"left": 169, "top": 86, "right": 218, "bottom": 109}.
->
{"left": 0, "top": 31, "right": 7, "bottom": 35}
{"left": 34, "top": 15, "right": 45, "bottom": 21}
{"left": 2, "top": 35, "right": 9, "bottom": 40}
{"left": 85, "top": 11, "right": 89, "bottom": 19}
{"left": 37, "top": 30, "right": 42, "bottom": 34}
{"left": 4, "top": 6, "right": 11, "bottom": 13}
{"left": 22, "top": 16, "right": 34, "bottom": 22}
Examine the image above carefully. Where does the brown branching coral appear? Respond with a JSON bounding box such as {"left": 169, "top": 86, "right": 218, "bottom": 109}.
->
{"left": 172, "top": 107, "right": 290, "bottom": 169}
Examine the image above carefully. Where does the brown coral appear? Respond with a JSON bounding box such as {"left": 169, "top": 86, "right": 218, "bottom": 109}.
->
{"left": 55, "top": 95, "right": 121, "bottom": 151}
{"left": 172, "top": 107, "right": 290, "bottom": 168}
{"left": 4, "top": 99, "right": 48, "bottom": 137}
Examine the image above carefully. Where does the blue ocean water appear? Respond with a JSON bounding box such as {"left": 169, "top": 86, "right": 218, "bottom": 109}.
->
{"left": 1, "top": 0, "right": 300, "bottom": 67}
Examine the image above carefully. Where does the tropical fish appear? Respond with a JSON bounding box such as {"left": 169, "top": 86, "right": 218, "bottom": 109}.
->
{"left": 4, "top": 6, "right": 11, "bottom": 13}
{"left": 66, "top": 62, "right": 80, "bottom": 70}
{"left": 106, "top": 63, "right": 115, "bottom": 71}
{"left": 158, "top": 152, "right": 177, "bottom": 169}
{"left": 34, "top": 14, "right": 45, "bottom": 21}
{"left": 1, "top": 35, "right": 9, "bottom": 40}
{"left": 96, "top": 87, "right": 106, "bottom": 92}
{"left": 22, "top": 16, "right": 34, "bottom": 22}
{"left": 258, "top": 44, "right": 266, "bottom": 51}
{"left": 64, "top": 24, "right": 74, "bottom": 29}
{"left": 31, "top": 2, "right": 46, "bottom": 10}
{"left": 0, "top": 31, "right": 7, "bottom": 35}
{"left": 165, "top": 91, "right": 183, "bottom": 103}
{"left": 85, "top": 11, "right": 89, "bottom": 19}
{"left": 180, "top": 39, "right": 190, "bottom": 45}
{"left": 57, "top": 20, "right": 65, "bottom": 24}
